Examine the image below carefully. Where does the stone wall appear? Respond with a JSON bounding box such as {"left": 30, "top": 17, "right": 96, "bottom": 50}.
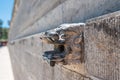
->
{"left": 9, "top": 36, "right": 91, "bottom": 80}
{"left": 85, "top": 11, "right": 120, "bottom": 80}
{"left": 9, "top": 0, "right": 120, "bottom": 80}
{"left": 9, "top": 0, "right": 120, "bottom": 41}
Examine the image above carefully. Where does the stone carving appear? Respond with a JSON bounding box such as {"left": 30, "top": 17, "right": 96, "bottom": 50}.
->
{"left": 40, "top": 23, "right": 85, "bottom": 67}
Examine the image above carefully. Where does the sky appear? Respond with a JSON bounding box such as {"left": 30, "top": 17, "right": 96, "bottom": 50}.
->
{"left": 0, "top": 0, "right": 14, "bottom": 28}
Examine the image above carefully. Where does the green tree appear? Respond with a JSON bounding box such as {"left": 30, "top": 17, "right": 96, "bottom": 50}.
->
{"left": 0, "top": 19, "right": 9, "bottom": 41}
{"left": 0, "top": 19, "right": 3, "bottom": 27}
{"left": 0, "top": 19, "right": 3, "bottom": 39}
{"left": 2, "top": 28, "right": 9, "bottom": 40}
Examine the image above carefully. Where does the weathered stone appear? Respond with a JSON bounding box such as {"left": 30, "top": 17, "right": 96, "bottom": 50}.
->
{"left": 9, "top": 0, "right": 120, "bottom": 80}
{"left": 9, "top": 0, "right": 120, "bottom": 41}
{"left": 85, "top": 11, "right": 120, "bottom": 80}
{"left": 40, "top": 23, "right": 85, "bottom": 66}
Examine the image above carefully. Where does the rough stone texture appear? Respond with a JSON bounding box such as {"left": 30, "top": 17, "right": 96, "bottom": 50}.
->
{"left": 9, "top": 0, "right": 120, "bottom": 80}
{"left": 41, "top": 23, "right": 85, "bottom": 66}
{"left": 85, "top": 11, "right": 120, "bottom": 80}
{"left": 9, "top": 37, "right": 90, "bottom": 80}
{"left": 9, "top": 0, "right": 120, "bottom": 41}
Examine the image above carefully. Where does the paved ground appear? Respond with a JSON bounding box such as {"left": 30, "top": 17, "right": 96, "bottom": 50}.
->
{"left": 0, "top": 46, "right": 14, "bottom": 80}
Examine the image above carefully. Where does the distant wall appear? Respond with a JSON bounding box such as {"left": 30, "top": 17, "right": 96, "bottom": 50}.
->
{"left": 9, "top": 0, "right": 120, "bottom": 80}
{"left": 9, "top": 0, "right": 120, "bottom": 41}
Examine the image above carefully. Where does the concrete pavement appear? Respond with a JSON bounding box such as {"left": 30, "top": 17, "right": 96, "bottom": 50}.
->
{"left": 0, "top": 46, "right": 14, "bottom": 80}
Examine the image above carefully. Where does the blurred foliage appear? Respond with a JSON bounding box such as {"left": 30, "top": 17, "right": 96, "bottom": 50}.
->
{"left": 0, "top": 19, "right": 9, "bottom": 41}
{"left": 0, "top": 19, "right": 3, "bottom": 26}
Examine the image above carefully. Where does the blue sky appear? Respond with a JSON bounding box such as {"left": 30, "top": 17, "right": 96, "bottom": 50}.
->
{"left": 0, "top": 0, "right": 14, "bottom": 28}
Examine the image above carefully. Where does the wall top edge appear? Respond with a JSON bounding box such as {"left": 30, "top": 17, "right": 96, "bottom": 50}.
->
{"left": 86, "top": 10, "right": 120, "bottom": 23}
{"left": 10, "top": 0, "right": 20, "bottom": 27}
